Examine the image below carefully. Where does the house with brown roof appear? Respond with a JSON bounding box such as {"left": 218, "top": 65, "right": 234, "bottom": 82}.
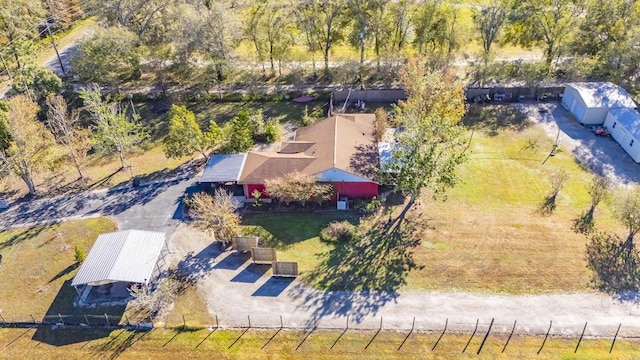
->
{"left": 200, "top": 114, "right": 380, "bottom": 200}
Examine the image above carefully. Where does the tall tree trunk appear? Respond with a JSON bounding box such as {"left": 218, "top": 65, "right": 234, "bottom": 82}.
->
{"left": 73, "top": 158, "right": 85, "bottom": 180}
{"left": 324, "top": 47, "right": 330, "bottom": 74}
{"left": 21, "top": 174, "right": 36, "bottom": 195}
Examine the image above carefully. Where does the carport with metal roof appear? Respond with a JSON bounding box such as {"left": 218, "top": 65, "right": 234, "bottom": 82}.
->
{"left": 199, "top": 153, "right": 247, "bottom": 195}
{"left": 71, "top": 230, "right": 168, "bottom": 306}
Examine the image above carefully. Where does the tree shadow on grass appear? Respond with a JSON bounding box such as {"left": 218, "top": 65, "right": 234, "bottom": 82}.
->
{"left": 0, "top": 224, "right": 52, "bottom": 250}
{"left": 32, "top": 280, "right": 126, "bottom": 346}
{"left": 89, "top": 328, "right": 152, "bottom": 360}
{"left": 586, "top": 232, "right": 640, "bottom": 303}
{"left": 463, "top": 104, "right": 532, "bottom": 136}
{"left": 48, "top": 263, "right": 79, "bottom": 283}
{"left": 289, "top": 214, "right": 422, "bottom": 323}
{"left": 571, "top": 207, "right": 595, "bottom": 235}
{"left": 537, "top": 193, "right": 558, "bottom": 216}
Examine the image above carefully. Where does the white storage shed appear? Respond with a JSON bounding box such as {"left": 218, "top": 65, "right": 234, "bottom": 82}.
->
{"left": 604, "top": 108, "right": 640, "bottom": 163}
{"left": 562, "top": 82, "right": 636, "bottom": 125}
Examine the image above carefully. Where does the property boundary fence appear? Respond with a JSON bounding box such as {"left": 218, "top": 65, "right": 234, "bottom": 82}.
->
{"left": 0, "top": 312, "right": 635, "bottom": 355}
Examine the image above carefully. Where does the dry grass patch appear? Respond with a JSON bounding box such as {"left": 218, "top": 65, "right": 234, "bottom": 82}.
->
{"left": 399, "top": 124, "right": 625, "bottom": 293}
{"left": 0, "top": 327, "right": 637, "bottom": 359}
{"left": 163, "top": 286, "right": 213, "bottom": 328}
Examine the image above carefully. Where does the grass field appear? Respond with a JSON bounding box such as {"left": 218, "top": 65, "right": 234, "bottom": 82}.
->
{"left": 0, "top": 218, "right": 117, "bottom": 320}
{"left": 1, "top": 327, "right": 637, "bottom": 359}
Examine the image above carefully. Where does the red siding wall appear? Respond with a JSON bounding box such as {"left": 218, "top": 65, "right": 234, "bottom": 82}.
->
{"left": 332, "top": 182, "right": 378, "bottom": 200}
{"left": 246, "top": 182, "right": 378, "bottom": 200}
{"left": 246, "top": 184, "right": 270, "bottom": 198}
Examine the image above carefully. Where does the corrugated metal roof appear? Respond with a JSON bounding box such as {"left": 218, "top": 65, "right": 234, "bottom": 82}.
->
{"left": 71, "top": 230, "right": 166, "bottom": 287}
{"left": 567, "top": 82, "right": 637, "bottom": 109}
{"left": 200, "top": 154, "right": 247, "bottom": 183}
{"left": 609, "top": 107, "right": 640, "bottom": 138}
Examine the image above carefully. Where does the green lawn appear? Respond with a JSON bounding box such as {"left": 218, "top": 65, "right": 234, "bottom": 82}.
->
{"left": 0, "top": 218, "right": 117, "bottom": 321}
{"left": 1, "top": 327, "right": 637, "bottom": 360}
{"left": 242, "top": 212, "right": 359, "bottom": 274}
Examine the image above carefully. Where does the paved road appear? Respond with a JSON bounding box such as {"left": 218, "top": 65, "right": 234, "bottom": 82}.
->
{"left": 0, "top": 174, "right": 198, "bottom": 237}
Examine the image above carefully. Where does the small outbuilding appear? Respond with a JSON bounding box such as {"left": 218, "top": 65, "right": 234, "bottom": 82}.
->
{"left": 562, "top": 82, "right": 636, "bottom": 125}
{"left": 604, "top": 108, "right": 640, "bottom": 163}
{"left": 71, "top": 230, "right": 168, "bottom": 307}
{"left": 199, "top": 153, "right": 247, "bottom": 195}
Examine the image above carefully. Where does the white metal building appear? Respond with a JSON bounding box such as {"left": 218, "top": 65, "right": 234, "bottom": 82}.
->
{"left": 562, "top": 82, "right": 636, "bottom": 125}
{"left": 71, "top": 230, "right": 168, "bottom": 306}
{"left": 604, "top": 108, "right": 640, "bottom": 163}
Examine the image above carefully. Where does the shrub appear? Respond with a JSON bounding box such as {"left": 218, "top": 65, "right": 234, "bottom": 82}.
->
{"left": 320, "top": 221, "right": 357, "bottom": 243}
{"left": 264, "top": 119, "right": 282, "bottom": 143}
{"left": 74, "top": 245, "right": 86, "bottom": 263}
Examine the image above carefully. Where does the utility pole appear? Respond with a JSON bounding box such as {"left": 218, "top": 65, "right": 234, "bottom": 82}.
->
{"left": 46, "top": 22, "right": 65, "bottom": 74}
{"left": 0, "top": 56, "right": 11, "bottom": 80}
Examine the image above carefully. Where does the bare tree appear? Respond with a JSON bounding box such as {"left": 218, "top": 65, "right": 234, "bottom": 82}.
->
{"left": 46, "top": 94, "right": 92, "bottom": 180}
{"left": 588, "top": 175, "right": 610, "bottom": 209}
{"left": 474, "top": 0, "right": 508, "bottom": 54}
{"left": 572, "top": 175, "right": 610, "bottom": 234}
{"left": 539, "top": 169, "right": 568, "bottom": 215}
{"left": 185, "top": 188, "right": 240, "bottom": 246}
{"left": 613, "top": 186, "right": 640, "bottom": 248}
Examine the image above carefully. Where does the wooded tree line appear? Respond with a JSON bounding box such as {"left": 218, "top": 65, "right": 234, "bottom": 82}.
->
{"left": 63, "top": 0, "right": 640, "bottom": 88}
{"left": 2, "top": 0, "right": 639, "bottom": 89}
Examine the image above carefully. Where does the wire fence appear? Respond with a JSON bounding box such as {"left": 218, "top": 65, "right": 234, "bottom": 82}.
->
{"left": 0, "top": 311, "right": 633, "bottom": 355}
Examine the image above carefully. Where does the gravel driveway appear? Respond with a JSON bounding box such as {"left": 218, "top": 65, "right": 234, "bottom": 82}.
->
{"left": 518, "top": 102, "right": 640, "bottom": 186}
{"left": 168, "top": 225, "right": 640, "bottom": 337}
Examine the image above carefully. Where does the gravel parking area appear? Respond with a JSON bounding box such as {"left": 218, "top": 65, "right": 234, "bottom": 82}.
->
{"left": 517, "top": 102, "right": 640, "bottom": 187}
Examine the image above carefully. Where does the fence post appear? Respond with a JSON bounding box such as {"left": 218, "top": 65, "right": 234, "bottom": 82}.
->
{"left": 58, "top": 314, "right": 63, "bottom": 324}
{"left": 104, "top": 313, "right": 110, "bottom": 327}
{"left": 125, "top": 315, "right": 130, "bottom": 326}
{"left": 610, "top": 323, "right": 622, "bottom": 354}
{"left": 379, "top": 316, "right": 383, "bottom": 331}
{"left": 462, "top": 319, "right": 479, "bottom": 353}
{"left": 32, "top": 314, "right": 38, "bottom": 324}
{"left": 346, "top": 314, "right": 349, "bottom": 330}
{"left": 183, "top": 314, "right": 186, "bottom": 328}
{"left": 537, "top": 321, "right": 552, "bottom": 355}
{"left": 84, "top": 314, "right": 90, "bottom": 326}
{"left": 280, "top": 315, "right": 283, "bottom": 329}
{"left": 574, "top": 322, "right": 587, "bottom": 353}
{"left": 502, "top": 320, "right": 517, "bottom": 353}
{"left": 477, "top": 318, "right": 494, "bottom": 355}
{"left": 216, "top": 315, "right": 219, "bottom": 328}
{"left": 248, "top": 315, "right": 251, "bottom": 328}
{"left": 432, "top": 318, "right": 448, "bottom": 351}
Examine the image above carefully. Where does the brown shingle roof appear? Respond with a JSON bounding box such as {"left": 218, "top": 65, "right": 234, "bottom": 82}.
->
{"left": 239, "top": 152, "right": 315, "bottom": 184}
{"left": 294, "top": 114, "right": 376, "bottom": 175}
{"left": 279, "top": 141, "right": 315, "bottom": 154}
{"left": 238, "top": 114, "right": 377, "bottom": 184}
